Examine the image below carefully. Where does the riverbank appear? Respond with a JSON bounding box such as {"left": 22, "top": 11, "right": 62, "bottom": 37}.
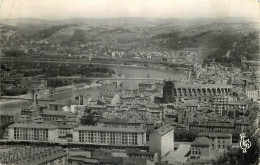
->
{"left": 0, "top": 67, "right": 187, "bottom": 115}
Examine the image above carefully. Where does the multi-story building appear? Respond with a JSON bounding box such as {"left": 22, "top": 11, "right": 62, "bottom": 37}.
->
{"left": 185, "top": 103, "right": 199, "bottom": 111}
{"left": 245, "top": 85, "right": 258, "bottom": 102}
{"left": 139, "top": 82, "right": 154, "bottom": 92}
{"left": 147, "top": 104, "right": 164, "bottom": 121}
{"left": 226, "top": 101, "right": 248, "bottom": 116}
{"left": 8, "top": 123, "right": 58, "bottom": 142}
{"left": 212, "top": 97, "right": 248, "bottom": 117}
{"left": 90, "top": 105, "right": 106, "bottom": 113}
{"left": 234, "top": 120, "right": 250, "bottom": 132}
{"left": 48, "top": 100, "right": 71, "bottom": 111}
{"left": 0, "top": 113, "right": 14, "bottom": 126}
{"left": 182, "top": 96, "right": 198, "bottom": 104}
{"left": 231, "top": 79, "right": 246, "bottom": 89}
{"left": 138, "top": 82, "right": 159, "bottom": 93}
{"left": 242, "top": 57, "right": 260, "bottom": 71}
{"left": 135, "top": 108, "right": 148, "bottom": 120}
{"left": 0, "top": 113, "right": 14, "bottom": 138}
{"left": 120, "top": 94, "right": 136, "bottom": 104}
{"left": 147, "top": 104, "right": 164, "bottom": 112}
{"left": 100, "top": 118, "right": 143, "bottom": 128}
{"left": 130, "top": 105, "right": 164, "bottom": 121}
{"left": 40, "top": 110, "right": 75, "bottom": 122}
{"left": 163, "top": 80, "right": 174, "bottom": 103}
{"left": 72, "top": 125, "right": 146, "bottom": 146}
{"left": 1, "top": 147, "right": 67, "bottom": 165}
{"left": 197, "top": 132, "right": 232, "bottom": 150}
{"left": 21, "top": 105, "right": 39, "bottom": 117}
{"left": 149, "top": 124, "right": 174, "bottom": 160}
{"left": 112, "top": 51, "right": 124, "bottom": 58}
{"left": 126, "top": 148, "right": 158, "bottom": 162}
{"left": 57, "top": 125, "right": 76, "bottom": 138}
{"left": 20, "top": 147, "right": 67, "bottom": 165}
{"left": 163, "top": 80, "right": 232, "bottom": 103}
{"left": 211, "top": 96, "right": 231, "bottom": 104}
{"left": 189, "top": 120, "right": 235, "bottom": 132}
{"left": 147, "top": 110, "right": 163, "bottom": 121}
{"left": 190, "top": 137, "right": 211, "bottom": 159}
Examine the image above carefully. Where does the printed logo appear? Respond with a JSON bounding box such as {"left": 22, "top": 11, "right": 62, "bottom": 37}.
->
{"left": 239, "top": 133, "right": 251, "bottom": 153}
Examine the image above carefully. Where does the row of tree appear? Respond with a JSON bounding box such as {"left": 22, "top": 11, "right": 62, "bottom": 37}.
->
{"left": 2, "top": 88, "right": 28, "bottom": 96}
{"left": 44, "top": 65, "right": 114, "bottom": 77}
{"left": 2, "top": 49, "right": 25, "bottom": 57}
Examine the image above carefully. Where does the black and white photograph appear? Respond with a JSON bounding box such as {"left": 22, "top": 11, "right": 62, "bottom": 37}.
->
{"left": 0, "top": 0, "right": 259, "bottom": 164}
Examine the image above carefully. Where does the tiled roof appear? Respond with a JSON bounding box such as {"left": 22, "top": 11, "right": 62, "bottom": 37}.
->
{"left": 232, "top": 80, "right": 245, "bottom": 85}
{"left": 191, "top": 137, "right": 211, "bottom": 147}
{"left": 19, "top": 147, "right": 67, "bottom": 165}
{"left": 245, "top": 85, "right": 257, "bottom": 91}
{"left": 198, "top": 132, "right": 232, "bottom": 138}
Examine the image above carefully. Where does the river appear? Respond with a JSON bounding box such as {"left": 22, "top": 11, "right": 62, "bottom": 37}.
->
{"left": 0, "top": 66, "right": 187, "bottom": 117}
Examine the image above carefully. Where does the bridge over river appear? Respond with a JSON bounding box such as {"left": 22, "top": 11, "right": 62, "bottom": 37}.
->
{"left": 0, "top": 76, "right": 164, "bottom": 102}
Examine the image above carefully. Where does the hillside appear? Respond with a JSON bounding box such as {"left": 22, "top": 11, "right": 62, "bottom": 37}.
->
{"left": 203, "top": 31, "right": 259, "bottom": 67}
{"left": 1, "top": 17, "right": 258, "bottom": 66}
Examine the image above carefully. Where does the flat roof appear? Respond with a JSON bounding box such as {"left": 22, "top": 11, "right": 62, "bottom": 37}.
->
{"left": 102, "top": 118, "right": 143, "bottom": 124}
{"left": 9, "top": 123, "right": 57, "bottom": 129}
{"left": 69, "top": 156, "right": 100, "bottom": 163}
{"left": 74, "top": 126, "right": 146, "bottom": 133}
{"left": 152, "top": 124, "right": 173, "bottom": 136}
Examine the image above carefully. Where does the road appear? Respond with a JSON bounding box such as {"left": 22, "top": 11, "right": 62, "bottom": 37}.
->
{"left": 163, "top": 144, "right": 191, "bottom": 164}
{"left": 0, "top": 83, "right": 103, "bottom": 103}
{"left": 1, "top": 57, "right": 192, "bottom": 69}
{"left": 1, "top": 58, "right": 147, "bottom": 67}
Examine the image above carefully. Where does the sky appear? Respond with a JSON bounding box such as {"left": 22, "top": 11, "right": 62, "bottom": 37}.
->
{"left": 0, "top": 0, "right": 259, "bottom": 20}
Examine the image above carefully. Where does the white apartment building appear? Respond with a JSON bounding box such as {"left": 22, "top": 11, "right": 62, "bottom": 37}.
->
{"left": 245, "top": 85, "right": 258, "bottom": 102}
{"left": 212, "top": 96, "right": 248, "bottom": 116}
{"left": 190, "top": 137, "right": 211, "bottom": 159}
{"left": 100, "top": 118, "right": 143, "bottom": 128}
{"left": 8, "top": 123, "right": 58, "bottom": 142}
{"left": 57, "top": 125, "right": 76, "bottom": 138}
{"left": 197, "top": 132, "right": 232, "bottom": 150}
{"left": 149, "top": 124, "right": 174, "bottom": 160}
{"left": 73, "top": 125, "right": 146, "bottom": 146}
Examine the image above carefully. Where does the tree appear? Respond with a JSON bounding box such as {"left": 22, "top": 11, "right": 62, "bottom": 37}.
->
{"left": 80, "top": 113, "right": 97, "bottom": 126}
{"left": 174, "top": 129, "right": 199, "bottom": 142}
{"left": 24, "top": 72, "right": 29, "bottom": 77}
{"left": 213, "top": 133, "right": 260, "bottom": 165}
{"left": 3, "top": 49, "right": 25, "bottom": 57}
{"left": 1, "top": 64, "right": 7, "bottom": 70}
{"left": 3, "top": 88, "right": 28, "bottom": 96}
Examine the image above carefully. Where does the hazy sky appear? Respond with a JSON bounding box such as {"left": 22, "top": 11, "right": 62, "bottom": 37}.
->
{"left": 0, "top": 0, "right": 259, "bottom": 20}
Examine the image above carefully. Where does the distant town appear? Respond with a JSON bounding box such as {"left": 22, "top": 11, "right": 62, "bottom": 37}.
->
{"left": 0, "top": 17, "right": 259, "bottom": 165}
